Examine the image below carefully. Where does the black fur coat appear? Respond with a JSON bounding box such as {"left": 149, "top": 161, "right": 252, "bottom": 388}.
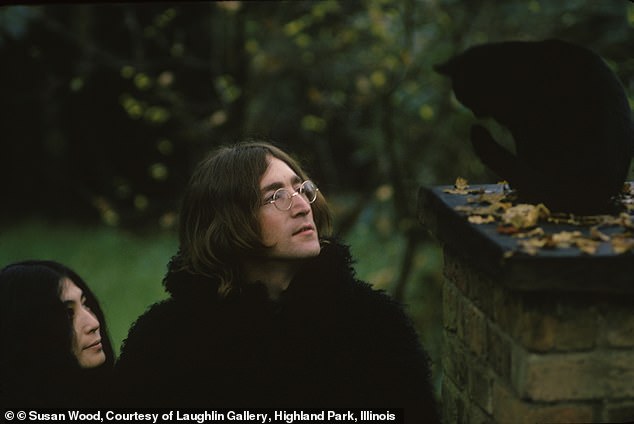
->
{"left": 115, "top": 240, "right": 439, "bottom": 423}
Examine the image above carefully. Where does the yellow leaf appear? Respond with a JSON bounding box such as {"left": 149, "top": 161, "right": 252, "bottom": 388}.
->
{"left": 574, "top": 238, "right": 599, "bottom": 255}
{"left": 513, "top": 227, "right": 545, "bottom": 239}
{"left": 444, "top": 177, "right": 477, "bottom": 195}
{"left": 611, "top": 234, "right": 634, "bottom": 254}
{"left": 455, "top": 177, "right": 468, "bottom": 190}
{"left": 517, "top": 237, "right": 548, "bottom": 255}
{"left": 502, "top": 203, "right": 550, "bottom": 229}
{"left": 468, "top": 215, "right": 495, "bottom": 224}
{"left": 590, "top": 226, "right": 610, "bottom": 242}
{"left": 550, "top": 230, "right": 582, "bottom": 248}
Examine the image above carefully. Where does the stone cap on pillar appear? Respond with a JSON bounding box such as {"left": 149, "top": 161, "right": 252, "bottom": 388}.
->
{"left": 418, "top": 183, "right": 634, "bottom": 295}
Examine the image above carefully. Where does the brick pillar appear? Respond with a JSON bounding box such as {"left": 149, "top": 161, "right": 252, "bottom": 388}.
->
{"left": 419, "top": 184, "right": 634, "bottom": 424}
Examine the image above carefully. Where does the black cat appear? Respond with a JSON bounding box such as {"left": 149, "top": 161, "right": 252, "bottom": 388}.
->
{"left": 435, "top": 39, "right": 634, "bottom": 214}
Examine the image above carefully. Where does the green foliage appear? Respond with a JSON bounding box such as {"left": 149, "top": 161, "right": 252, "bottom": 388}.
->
{"left": 1, "top": 1, "right": 631, "bottom": 227}
{"left": 0, "top": 1, "right": 632, "bottom": 393}
{"left": 346, "top": 195, "right": 444, "bottom": 382}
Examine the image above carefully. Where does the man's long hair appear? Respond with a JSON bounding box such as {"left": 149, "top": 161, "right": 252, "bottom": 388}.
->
{"left": 173, "top": 140, "right": 332, "bottom": 296}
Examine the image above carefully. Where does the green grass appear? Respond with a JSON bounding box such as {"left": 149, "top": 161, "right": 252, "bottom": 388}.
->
{"left": 0, "top": 217, "right": 443, "bottom": 394}
{"left": 0, "top": 219, "right": 175, "bottom": 355}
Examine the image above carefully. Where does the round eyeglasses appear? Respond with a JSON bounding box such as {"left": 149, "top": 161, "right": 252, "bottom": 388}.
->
{"left": 263, "top": 180, "right": 319, "bottom": 211}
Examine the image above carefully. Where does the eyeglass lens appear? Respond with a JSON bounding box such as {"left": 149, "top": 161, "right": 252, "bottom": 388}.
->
{"left": 272, "top": 181, "right": 318, "bottom": 210}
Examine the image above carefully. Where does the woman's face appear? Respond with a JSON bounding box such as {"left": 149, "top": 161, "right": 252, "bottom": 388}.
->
{"left": 59, "top": 278, "right": 106, "bottom": 368}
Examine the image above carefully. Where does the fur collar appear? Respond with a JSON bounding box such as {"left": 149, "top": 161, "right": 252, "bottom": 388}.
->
{"left": 163, "top": 238, "right": 359, "bottom": 304}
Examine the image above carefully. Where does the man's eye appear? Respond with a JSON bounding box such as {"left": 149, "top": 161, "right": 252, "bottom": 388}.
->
{"left": 66, "top": 308, "right": 75, "bottom": 319}
{"left": 273, "top": 189, "right": 289, "bottom": 200}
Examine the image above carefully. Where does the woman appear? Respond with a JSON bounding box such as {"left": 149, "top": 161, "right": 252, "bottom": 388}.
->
{"left": 116, "top": 141, "right": 440, "bottom": 422}
{"left": 0, "top": 260, "right": 115, "bottom": 407}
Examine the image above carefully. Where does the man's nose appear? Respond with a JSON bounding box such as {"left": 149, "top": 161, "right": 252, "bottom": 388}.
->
{"left": 291, "top": 192, "right": 311, "bottom": 215}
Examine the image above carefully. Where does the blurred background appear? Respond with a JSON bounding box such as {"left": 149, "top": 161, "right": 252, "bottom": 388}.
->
{"left": 1, "top": 0, "right": 633, "bottom": 397}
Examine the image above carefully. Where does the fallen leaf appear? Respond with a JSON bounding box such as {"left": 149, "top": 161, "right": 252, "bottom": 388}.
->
{"left": 502, "top": 203, "right": 550, "bottom": 229}
{"left": 517, "top": 237, "right": 549, "bottom": 255}
{"left": 574, "top": 238, "right": 600, "bottom": 255}
{"left": 469, "top": 192, "right": 510, "bottom": 206}
{"left": 450, "top": 177, "right": 634, "bottom": 256}
{"left": 444, "top": 177, "right": 469, "bottom": 194}
{"left": 455, "top": 177, "right": 468, "bottom": 190}
{"left": 497, "top": 224, "right": 520, "bottom": 235}
{"left": 513, "top": 227, "right": 545, "bottom": 239}
{"left": 611, "top": 234, "right": 634, "bottom": 254}
{"left": 456, "top": 204, "right": 506, "bottom": 216}
{"left": 589, "top": 226, "right": 610, "bottom": 242}
{"left": 550, "top": 231, "right": 583, "bottom": 248}
{"left": 444, "top": 177, "right": 484, "bottom": 195}
{"left": 468, "top": 215, "right": 496, "bottom": 224}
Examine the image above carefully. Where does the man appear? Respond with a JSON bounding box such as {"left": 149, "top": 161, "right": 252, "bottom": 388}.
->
{"left": 115, "top": 141, "right": 439, "bottom": 423}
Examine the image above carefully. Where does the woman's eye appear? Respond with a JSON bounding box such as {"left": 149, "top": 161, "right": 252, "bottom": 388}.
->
{"left": 66, "top": 308, "right": 75, "bottom": 319}
{"left": 81, "top": 300, "right": 92, "bottom": 312}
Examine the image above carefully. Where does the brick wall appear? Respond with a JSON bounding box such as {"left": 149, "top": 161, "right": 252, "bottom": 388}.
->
{"left": 419, "top": 185, "right": 634, "bottom": 423}
{"left": 441, "top": 249, "right": 634, "bottom": 423}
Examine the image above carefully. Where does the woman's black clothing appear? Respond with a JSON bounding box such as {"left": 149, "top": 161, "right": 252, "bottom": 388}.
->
{"left": 115, "top": 240, "right": 439, "bottom": 423}
{"left": 1, "top": 365, "right": 112, "bottom": 407}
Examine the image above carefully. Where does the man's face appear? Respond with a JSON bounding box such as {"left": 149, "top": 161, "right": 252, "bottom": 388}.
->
{"left": 257, "top": 156, "right": 321, "bottom": 260}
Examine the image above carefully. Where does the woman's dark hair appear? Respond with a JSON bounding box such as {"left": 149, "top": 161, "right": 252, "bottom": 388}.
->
{"left": 173, "top": 140, "right": 332, "bottom": 296}
{"left": 0, "top": 260, "right": 114, "bottom": 407}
